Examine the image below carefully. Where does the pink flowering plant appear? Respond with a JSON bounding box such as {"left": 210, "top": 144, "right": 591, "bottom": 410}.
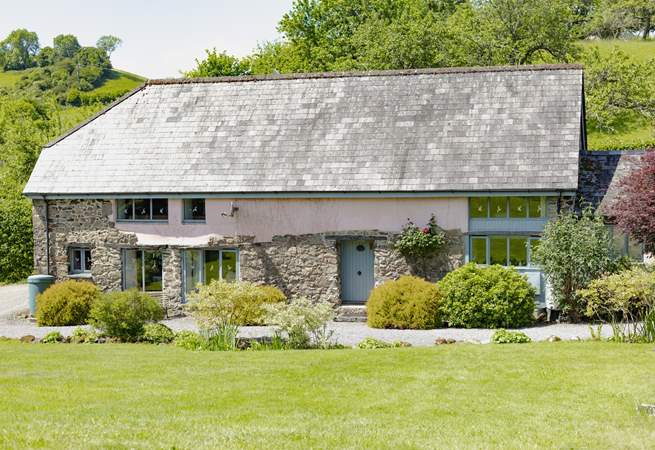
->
{"left": 394, "top": 214, "right": 446, "bottom": 258}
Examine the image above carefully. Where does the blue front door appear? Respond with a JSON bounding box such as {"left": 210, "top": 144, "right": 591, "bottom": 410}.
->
{"left": 340, "top": 240, "right": 374, "bottom": 304}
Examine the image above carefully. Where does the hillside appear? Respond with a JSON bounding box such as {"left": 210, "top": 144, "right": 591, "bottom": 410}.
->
{"left": 579, "top": 39, "right": 655, "bottom": 151}
{"left": 0, "top": 67, "right": 145, "bottom": 135}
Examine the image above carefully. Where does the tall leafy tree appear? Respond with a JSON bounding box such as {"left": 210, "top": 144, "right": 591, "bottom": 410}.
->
{"left": 447, "top": 0, "right": 583, "bottom": 66}
{"left": 583, "top": 47, "right": 655, "bottom": 133}
{"left": 96, "top": 35, "right": 123, "bottom": 57}
{"left": 53, "top": 34, "right": 81, "bottom": 59}
{"left": 611, "top": 151, "right": 655, "bottom": 253}
{"left": 0, "top": 29, "right": 39, "bottom": 70}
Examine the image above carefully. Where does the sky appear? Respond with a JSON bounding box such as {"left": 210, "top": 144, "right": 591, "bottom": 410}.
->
{"left": 1, "top": 0, "right": 294, "bottom": 78}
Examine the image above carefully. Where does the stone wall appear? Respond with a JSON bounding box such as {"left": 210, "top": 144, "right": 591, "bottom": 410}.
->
{"left": 32, "top": 199, "right": 466, "bottom": 314}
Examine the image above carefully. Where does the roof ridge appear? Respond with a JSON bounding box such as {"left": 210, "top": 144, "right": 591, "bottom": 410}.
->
{"left": 146, "top": 64, "right": 583, "bottom": 86}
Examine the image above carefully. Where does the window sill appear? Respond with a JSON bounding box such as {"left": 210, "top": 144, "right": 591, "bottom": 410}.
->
{"left": 182, "top": 220, "right": 207, "bottom": 224}
{"left": 116, "top": 220, "right": 169, "bottom": 224}
{"left": 69, "top": 273, "right": 93, "bottom": 279}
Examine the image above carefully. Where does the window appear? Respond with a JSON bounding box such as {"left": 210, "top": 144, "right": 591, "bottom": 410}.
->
{"left": 469, "top": 197, "right": 545, "bottom": 219}
{"left": 183, "top": 249, "right": 239, "bottom": 295}
{"left": 608, "top": 225, "right": 643, "bottom": 261}
{"left": 469, "top": 236, "right": 539, "bottom": 267}
{"left": 123, "top": 249, "right": 163, "bottom": 292}
{"left": 117, "top": 199, "right": 168, "bottom": 221}
{"left": 69, "top": 247, "right": 92, "bottom": 274}
{"left": 183, "top": 199, "right": 206, "bottom": 222}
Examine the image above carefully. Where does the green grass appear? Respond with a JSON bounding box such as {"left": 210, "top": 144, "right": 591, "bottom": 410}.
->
{"left": 579, "top": 39, "right": 655, "bottom": 150}
{"left": 1, "top": 342, "right": 654, "bottom": 449}
{"left": 91, "top": 69, "right": 145, "bottom": 96}
{"left": 580, "top": 38, "right": 655, "bottom": 63}
{"left": 0, "top": 69, "right": 28, "bottom": 88}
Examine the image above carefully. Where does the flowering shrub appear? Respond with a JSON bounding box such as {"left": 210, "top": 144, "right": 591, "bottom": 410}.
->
{"left": 186, "top": 280, "right": 286, "bottom": 327}
{"left": 264, "top": 297, "right": 335, "bottom": 349}
{"left": 394, "top": 214, "right": 446, "bottom": 258}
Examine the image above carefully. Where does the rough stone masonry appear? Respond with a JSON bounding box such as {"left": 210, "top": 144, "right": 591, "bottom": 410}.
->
{"left": 32, "top": 199, "right": 465, "bottom": 316}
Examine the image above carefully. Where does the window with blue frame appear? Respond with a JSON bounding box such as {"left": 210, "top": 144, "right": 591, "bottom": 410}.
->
{"left": 469, "top": 235, "right": 540, "bottom": 268}
{"left": 469, "top": 197, "right": 545, "bottom": 219}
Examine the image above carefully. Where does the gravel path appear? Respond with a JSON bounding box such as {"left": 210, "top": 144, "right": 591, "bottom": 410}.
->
{"left": 0, "top": 315, "right": 610, "bottom": 345}
{"left": 0, "top": 284, "right": 28, "bottom": 319}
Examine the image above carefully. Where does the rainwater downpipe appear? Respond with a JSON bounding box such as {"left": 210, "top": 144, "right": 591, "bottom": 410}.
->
{"left": 41, "top": 196, "right": 50, "bottom": 275}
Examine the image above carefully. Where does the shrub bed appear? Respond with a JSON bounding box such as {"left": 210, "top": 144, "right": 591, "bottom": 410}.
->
{"left": 36, "top": 280, "right": 101, "bottom": 326}
{"left": 89, "top": 290, "right": 164, "bottom": 342}
{"left": 367, "top": 276, "right": 441, "bottom": 329}
{"left": 437, "top": 264, "right": 535, "bottom": 329}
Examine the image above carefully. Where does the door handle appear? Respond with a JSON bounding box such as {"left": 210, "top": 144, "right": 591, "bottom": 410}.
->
{"left": 357, "top": 271, "right": 362, "bottom": 276}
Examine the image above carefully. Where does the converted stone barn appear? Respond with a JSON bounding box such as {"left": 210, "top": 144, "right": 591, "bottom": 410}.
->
{"left": 23, "top": 64, "right": 642, "bottom": 316}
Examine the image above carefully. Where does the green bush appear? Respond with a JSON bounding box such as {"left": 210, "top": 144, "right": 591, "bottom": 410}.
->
{"left": 437, "top": 264, "right": 536, "bottom": 329}
{"left": 367, "top": 276, "right": 441, "bottom": 329}
{"left": 532, "top": 209, "right": 615, "bottom": 320}
{"left": 36, "top": 280, "right": 101, "bottom": 326}
{"left": 70, "top": 327, "right": 98, "bottom": 344}
{"left": 41, "top": 331, "right": 64, "bottom": 344}
{"left": 579, "top": 267, "right": 655, "bottom": 342}
{"left": 264, "top": 297, "right": 335, "bottom": 349}
{"left": 173, "top": 331, "right": 207, "bottom": 351}
{"left": 89, "top": 290, "right": 164, "bottom": 342}
{"left": 0, "top": 196, "right": 33, "bottom": 284}
{"left": 186, "top": 280, "right": 286, "bottom": 327}
{"left": 141, "top": 323, "right": 175, "bottom": 344}
{"left": 491, "top": 329, "right": 532, "bottom": 344}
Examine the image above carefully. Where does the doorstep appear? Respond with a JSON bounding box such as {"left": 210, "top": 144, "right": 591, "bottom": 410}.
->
{"left": 335, "top": 304, "right": 367, "bottom": 322}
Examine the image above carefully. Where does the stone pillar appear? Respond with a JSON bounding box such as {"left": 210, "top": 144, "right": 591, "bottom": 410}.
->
{"left": 162, "top": 248, "right": 183, "bottom": 316}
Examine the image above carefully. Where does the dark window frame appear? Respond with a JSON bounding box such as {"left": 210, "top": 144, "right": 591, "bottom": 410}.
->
{"left": 117, "top": 199, "right": 169, "bottom": 222}
{"left": 183, "top": 198, "right": 207, "bottom": 223}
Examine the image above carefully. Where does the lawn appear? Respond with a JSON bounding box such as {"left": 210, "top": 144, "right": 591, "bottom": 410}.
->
{"left": 0, "top": 342, "right": 653, "bottom": 449}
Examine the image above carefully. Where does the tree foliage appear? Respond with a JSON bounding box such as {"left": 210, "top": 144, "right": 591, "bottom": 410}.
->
{"left": 611, "top": 151, "right": 655, "bottom": 253}
{"left": 96, "top": 35, "right": 122, "bottom": 57}
{"left": 583, "top": 47, "right": 655, "bottom": 133}
{"left": 587, "top": 0, "right": 655, "bottom": 39}
{"left": 184, "top": 49, "right": 250, "bottom": 77}
{"left": 0, "top": 28, "right": 39, "bottom": 70}
{"left": 187, "top": 0, "right": 586, "bottom": 77}
{"left": 532, "top": 208, "right": 616, "bottom": 320}
{"left": 53, "top": 34, "right": 81, "bottom": 59}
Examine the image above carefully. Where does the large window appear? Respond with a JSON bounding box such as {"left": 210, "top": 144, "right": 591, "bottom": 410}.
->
{"left": 69, "top": 247, "right": 92, "bottom": 274}
{"left": 469, "top": 197, "right": 545, "bottom": 219}
{"left": 117, "top": 199, "right": 168, "bottom": 221}
{"left": 183, "top": 249, "right": 239, "bottom": 295}
{"left": 183, "top": 199, "right": 206, "bottom": 222}
{"left": 123, "top": 249, "right": 163, "bottom": 292}
{"left": 469, "top": 236, "right": 540, "bottom": 267}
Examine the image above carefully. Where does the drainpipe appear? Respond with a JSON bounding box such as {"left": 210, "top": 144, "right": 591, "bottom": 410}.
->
{"left": 42, "top": 196, "right": 50, "bottom": 275}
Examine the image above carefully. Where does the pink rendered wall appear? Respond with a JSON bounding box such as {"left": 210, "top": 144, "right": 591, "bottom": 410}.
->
{"left": 113, "top": 198, "right": 468, "bottom": 245}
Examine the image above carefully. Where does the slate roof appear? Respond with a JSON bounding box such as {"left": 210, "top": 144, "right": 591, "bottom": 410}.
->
{"left": 24, "top": 65, "right": 584, "bottom": 197}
